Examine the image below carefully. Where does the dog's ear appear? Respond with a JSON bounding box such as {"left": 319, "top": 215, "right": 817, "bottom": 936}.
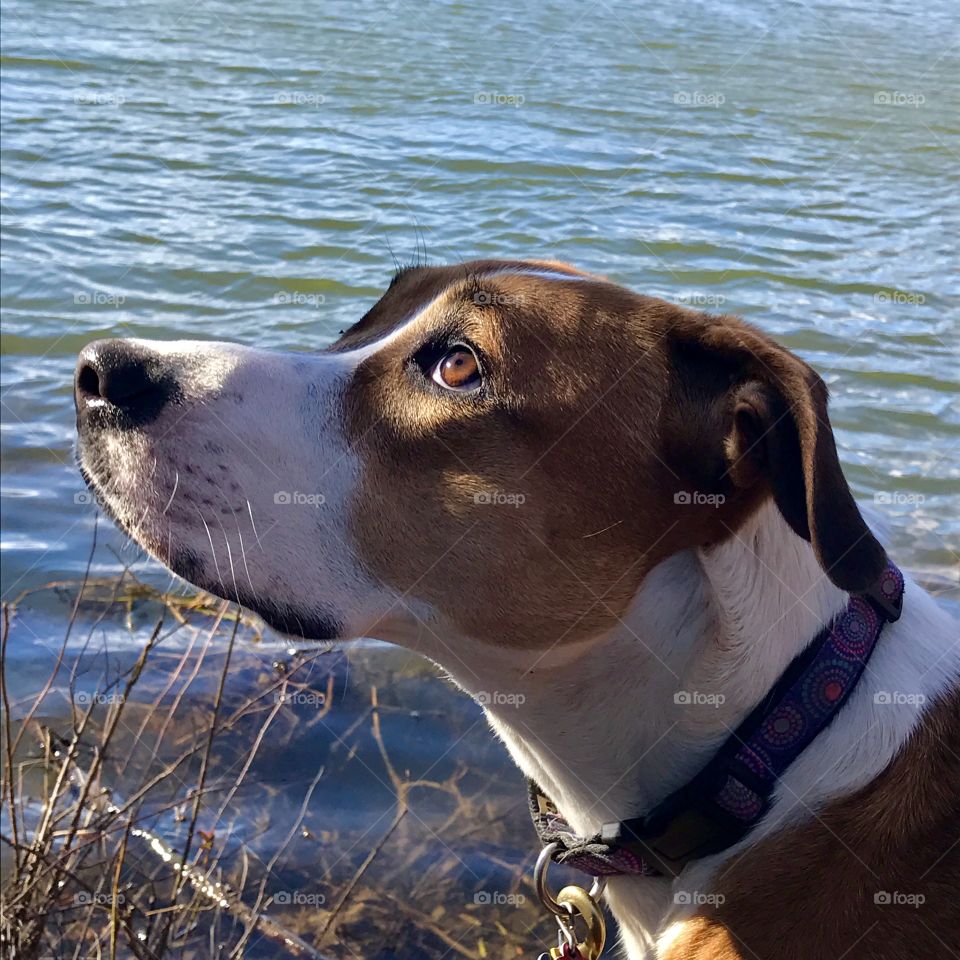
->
{"left": 683, "top": 318, "right": 887, "bottom": 593}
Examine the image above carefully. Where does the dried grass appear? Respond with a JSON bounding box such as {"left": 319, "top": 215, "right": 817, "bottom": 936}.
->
{"left": 1, "top": 560, "right": 556, "bottom": 959}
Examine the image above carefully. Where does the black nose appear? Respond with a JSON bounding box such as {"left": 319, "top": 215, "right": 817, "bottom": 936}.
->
{"left": 75, "top": 339, "right": 175, "bottom": 426}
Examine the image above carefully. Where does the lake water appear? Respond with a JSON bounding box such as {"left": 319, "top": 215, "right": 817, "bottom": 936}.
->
{"left": 1, "top": 0, "right": 958, "bottom": 954}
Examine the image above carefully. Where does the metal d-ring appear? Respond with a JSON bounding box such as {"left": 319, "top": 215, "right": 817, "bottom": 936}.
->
{"left": 535, "top": 843, "right": 607, "bottom": 916}
{"left": 535, "top": 843, "right": 566, "bottom": 915}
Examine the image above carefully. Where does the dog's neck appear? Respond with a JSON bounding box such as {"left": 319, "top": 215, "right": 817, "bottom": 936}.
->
{"left": 430, "top": 500, "right": 848, "bottom": 837}
{"left": 399, "top": 500, "right": 958, "bottom": 958}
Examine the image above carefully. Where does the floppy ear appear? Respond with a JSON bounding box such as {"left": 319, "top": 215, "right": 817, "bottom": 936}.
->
{"left": 698, "top": 320, "right": 888, "bottom": 593}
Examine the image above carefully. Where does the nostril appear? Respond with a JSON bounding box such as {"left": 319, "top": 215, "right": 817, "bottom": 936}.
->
{"left": 76, "top": 362, "right": 102, "bottom": 401}
{"left": 74, "top": 339, "right": 175, "bottom": 426}
{"left": 100, "top": 359, "right": 153, "bottom": 406}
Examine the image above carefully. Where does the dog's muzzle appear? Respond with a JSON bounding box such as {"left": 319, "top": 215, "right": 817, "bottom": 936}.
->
{"left": 72, "top": 337, "right": 357, "bottom": 644}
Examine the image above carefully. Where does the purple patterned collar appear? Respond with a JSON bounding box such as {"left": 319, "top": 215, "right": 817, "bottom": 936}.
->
{"left": 529, "top": 560, "right": 905, "bottom": 878}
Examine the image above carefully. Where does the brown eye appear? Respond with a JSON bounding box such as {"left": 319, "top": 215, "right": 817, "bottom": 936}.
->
{"left": 431, "top": 346, "right": 482, "bottom": 392}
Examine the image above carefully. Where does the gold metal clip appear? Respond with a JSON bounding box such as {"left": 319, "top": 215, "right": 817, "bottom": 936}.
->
{"left": 534, "top": 844, "right": 606, "bottom": 959}
{"left": 553, "top": 885, "right": 606, "bottom": 959}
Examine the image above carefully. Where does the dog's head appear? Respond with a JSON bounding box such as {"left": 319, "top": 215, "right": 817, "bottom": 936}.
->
{"left": 75, "top": 259, "right": 886, "bottom": 648}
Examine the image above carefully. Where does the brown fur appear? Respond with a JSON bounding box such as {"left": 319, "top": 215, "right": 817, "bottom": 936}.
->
{"left": 333, "top": 260, "right": 883, "bottom": 648}
{"left": 662, "top": 688, "right": 960, "bottom": 960}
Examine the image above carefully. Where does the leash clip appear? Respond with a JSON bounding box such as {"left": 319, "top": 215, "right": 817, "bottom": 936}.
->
{"left": 535, "top": 844, "right": 606, "bottom": 960}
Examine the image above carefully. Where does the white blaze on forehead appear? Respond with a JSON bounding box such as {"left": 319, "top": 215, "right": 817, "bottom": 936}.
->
{"left": 340, "top": 294, "right": 449, "bottom": 365}
{"left": 485, "top": 266, "right": 602, "bottom": 284}
{"left": 337, "top": 265, "right": 602, "bottom": 367}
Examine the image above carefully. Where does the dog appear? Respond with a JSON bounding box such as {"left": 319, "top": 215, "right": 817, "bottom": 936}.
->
{"left": 75, "top": 259, "right": 959, "bottom": 959}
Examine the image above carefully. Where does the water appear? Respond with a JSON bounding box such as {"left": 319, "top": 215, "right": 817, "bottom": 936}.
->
{"left": 1, "top": 0, "right": 958, "bottom": 952}
{"left": 3, "top": 0, "right": 958, "bottom": 608}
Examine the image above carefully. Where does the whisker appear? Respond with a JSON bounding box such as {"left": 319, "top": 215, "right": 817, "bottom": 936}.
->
{"left": 214, "top": 511, "right": 241, "bottom": 604}
{"left": 197, "top": 509, "right": 224, "bottom": 589}
{"left": 161, "top": 470, "right": 180, "bottom": 515}
{"left": 581, "top": 519, "right": 623, "bottom": 539}
{"left": 233, "top": 512, "right": 257, "bottom": 602}
{"left": 133, "top": 500, "right": 151, "bottom": 536}
{"left": 246, "top": 499, "right": 264, "bottom": 552}
{"left": 164, "top": 528, "right": 176, "bottom": 589}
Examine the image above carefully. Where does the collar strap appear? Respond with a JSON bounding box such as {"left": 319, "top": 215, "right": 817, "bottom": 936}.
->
{"left": 529, "top": 560, "right": 905, "bottom": 878}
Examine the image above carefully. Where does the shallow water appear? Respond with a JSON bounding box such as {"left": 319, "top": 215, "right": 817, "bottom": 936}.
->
{"left": 1, "top": 0, "right": 958, "bottom": 952}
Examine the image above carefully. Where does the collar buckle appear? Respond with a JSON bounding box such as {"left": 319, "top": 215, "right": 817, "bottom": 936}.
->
{"left": 600, "top": 803, "right": 750, "bottom": 878}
